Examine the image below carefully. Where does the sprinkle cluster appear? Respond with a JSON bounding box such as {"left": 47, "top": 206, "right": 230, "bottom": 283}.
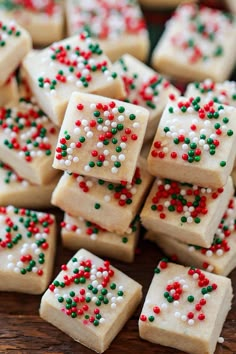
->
{"left": 0, "top": 205, "right": 54, "bottom": 276}
{"left": 150, "top": 178, "right": 224, "bottom": 224}
{"left": 0, "top": 98, "right": 57, "bottom": 163}
{"left": 188, "top": 199, "right": 236, "bottom": 272}
{"left": 140, "top": 262, "right": 218, "bottom": 326}
{"left": 70, "top": 166, "right": 142, "bottom": 210}
{"left": 55, "top": 100, "right": 142, "bottom": 176}
{"left": 151, "top": 97, "right": 234, "bottom": 167}
{"left": 61, "top": 214, "right": 139, "bottom": 243}
{"left": 190, "top": 79, "right": 236, "bottom": 106}
{"left": 0, "top": 160, "right": 29, "bottom": 187}
{"left": 170, "top": 4, "right": 235, "bottom": 63}
{"left": 69, "top": 0, "right": 147, "bottom": 39}
{"left": 118, "top": 57, "right": 176, "bottom": 111}
{"left": 0, "top": 20, "right": 21, "bottom": 47}
{"left": 37, "top": 33, "right": 118, "bottom": 94}
{"left": 0, "top": 0, "right": 59, "bottom": 15}
{"left": 49, "top": 255, "right": 125, "bottom": 325}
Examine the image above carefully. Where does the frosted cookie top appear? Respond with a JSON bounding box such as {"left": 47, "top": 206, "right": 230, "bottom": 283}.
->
{"left": 149, "top": 96, "right": 236, "bottom": 167}
{"left": 146, "top": 178, "right": 226, "bottom": 225}
{"left": 147, "top": 95, "right": 236, "bottom": 188}
{"left": 187, "top": 198, "right": 236, "bottom": 272}
{"left": 113, "top": 54, "right": 180, "bottom": 118}
{"left": 61, "top": 214, "right": 140, "bottom": 241}
{"left": 66, "top": 165, "right": 145, "bottom": 209}
{"left": 151, "top": 3, "right": 236, "bottom": 82}
{"left": 139, "top": 261, "right": 232, "bottom": 327}
{"left": 186, "top": 80, "right": 236, "bottom": 107}
{"left": 0, "top": 160, "right": 29, "bottom": 187}
{"left": 0, "top": 205, "right": 55, "bottom": 277}
{"left": 167, "top": 4, "right": 235, "bottom": 64}
{"left": 67, "top": 0, "right": 147, "bottom": 39}
{"left": 0, "top": 0, "right": 61, "bottom": 15}
{"left": 0, "top": 19, "right": 22, "bottom": 46}
{"left": 0, "top": 98, "right": 58, "bottom": 164}
{"left": 46, "top": 248, "right": 142, "bottom": 326}
{"left": 53, "top": 92, "right": 149, "bottom": 183}
{"left": 35, "top": 34, "right": 119, "bottom": 95}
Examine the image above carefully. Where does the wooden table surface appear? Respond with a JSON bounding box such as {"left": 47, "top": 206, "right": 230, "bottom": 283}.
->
{"left": 0, "top": 209, "right": 236, "bottom": 354}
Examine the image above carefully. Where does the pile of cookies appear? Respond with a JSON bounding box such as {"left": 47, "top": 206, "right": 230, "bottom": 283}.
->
{"left": 0, "top": 1, "right": 236, "bottom": 353}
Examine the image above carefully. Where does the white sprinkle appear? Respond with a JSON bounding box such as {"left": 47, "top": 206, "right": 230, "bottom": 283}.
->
{"left": 111, "top": 155, "right": 117, "bottom": 161}
{"left": 104, "top": 195, "right": 111, "bottom": 202}
{"left": 218, "top": 337, "right": 224, "bottom": 344}
{"left": 118, "top": 154, "right": 125, "bottom": 161}
{"left": 74, "top": 127, "right": 81, "bottom": 135}
{"left": 216, "top": 249, "right": 223, "bottom": 256}
{"left": 188, "top": 246, "right": 195, "bottom": 253}
{"left": 133, "top": 122, "right": 140, "bottom": 129}
{"left": 65, "top": 160, "right": 71, "bottom": 166}
{"left": 111, "top": 167, "right": 118, "bottom": 174}
{"left": 84, "top": 165, "right": 91, "bottom": 172}
{"left": 97, "top": 142, "right": 103, "bottom": 148}
{"left": 87, "top": 131, "right": 93, "bottom": 138}
{"left": 206, "top": 250, "right": 213, "bottom": 257}
{"left": 161, "top": 303, "right": 168, "bottom": 310}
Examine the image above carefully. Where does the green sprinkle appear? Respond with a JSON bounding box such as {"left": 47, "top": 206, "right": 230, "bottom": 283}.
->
{"left": 220, "top": 161, "right": 226, "bottom": 167}
{"left": 187, "top": 295, "right": 194, "bottom": 303}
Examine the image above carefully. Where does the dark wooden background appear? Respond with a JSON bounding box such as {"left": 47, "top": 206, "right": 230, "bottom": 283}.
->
{"left": 1, "top": 1, "right": 236, "bottom": 353}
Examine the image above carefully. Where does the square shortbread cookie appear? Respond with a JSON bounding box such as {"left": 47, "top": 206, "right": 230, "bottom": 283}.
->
{"left": 113, "top": 54, "right": 180, "bottom": 142}
{"left": 53, "top": 92, "right": 149, "bottom": 183}
{"left": 0, "top": 74, "right": 18, "bottom": 106}
{"left": 52, "top": 157, "right": 153, "bottom": 234}
{"left": 40, "top": 248, "right": 142, "bottom": 353}
{"left": 147, "top": 96, "right": 236, "bottom": 188}
{"left": 146, "top": 197, "right": 236, "bottom": 276}
{"left": 0, "top": 17, "right": 31, "bottom": 86}
{"left": 0, "top": 205, "right": 56, "bottom": 294}
{"left": 0, "top": 98, "right": 59, "bottom": 185}
{"left": 0, "top": 1, "right": 64, "bottom": 46}
{"left": 185, "top": 79, "right": 236, "bottom": 108}
{"left": 151, "top": 4, "right": 236, "bottom": 82}
{"left": 65, "top": 0, "right": 149, "bottom": 62}
{"left": 139, "top": 261, "right": 233, "bottom": 354}
{"left": 61, "top": 213, "right": 140, "bottom": 263}
{"left": 140, "top": 176, "right": 234, "bottom": 248}
{"left": 0, "top": 161, "right": 61, "bottom": 209}
{"left": 23, "top": 34, "right": 125, "bottom": 126}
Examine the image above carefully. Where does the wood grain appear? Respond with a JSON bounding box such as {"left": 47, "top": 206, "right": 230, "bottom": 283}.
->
{"left": 0, "top": 217, "right": 236, "bottom": 354}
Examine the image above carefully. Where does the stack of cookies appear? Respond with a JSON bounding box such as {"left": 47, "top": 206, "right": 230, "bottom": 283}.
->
{"left": 138, "top": 3, "right": 236, "bottom": 353}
